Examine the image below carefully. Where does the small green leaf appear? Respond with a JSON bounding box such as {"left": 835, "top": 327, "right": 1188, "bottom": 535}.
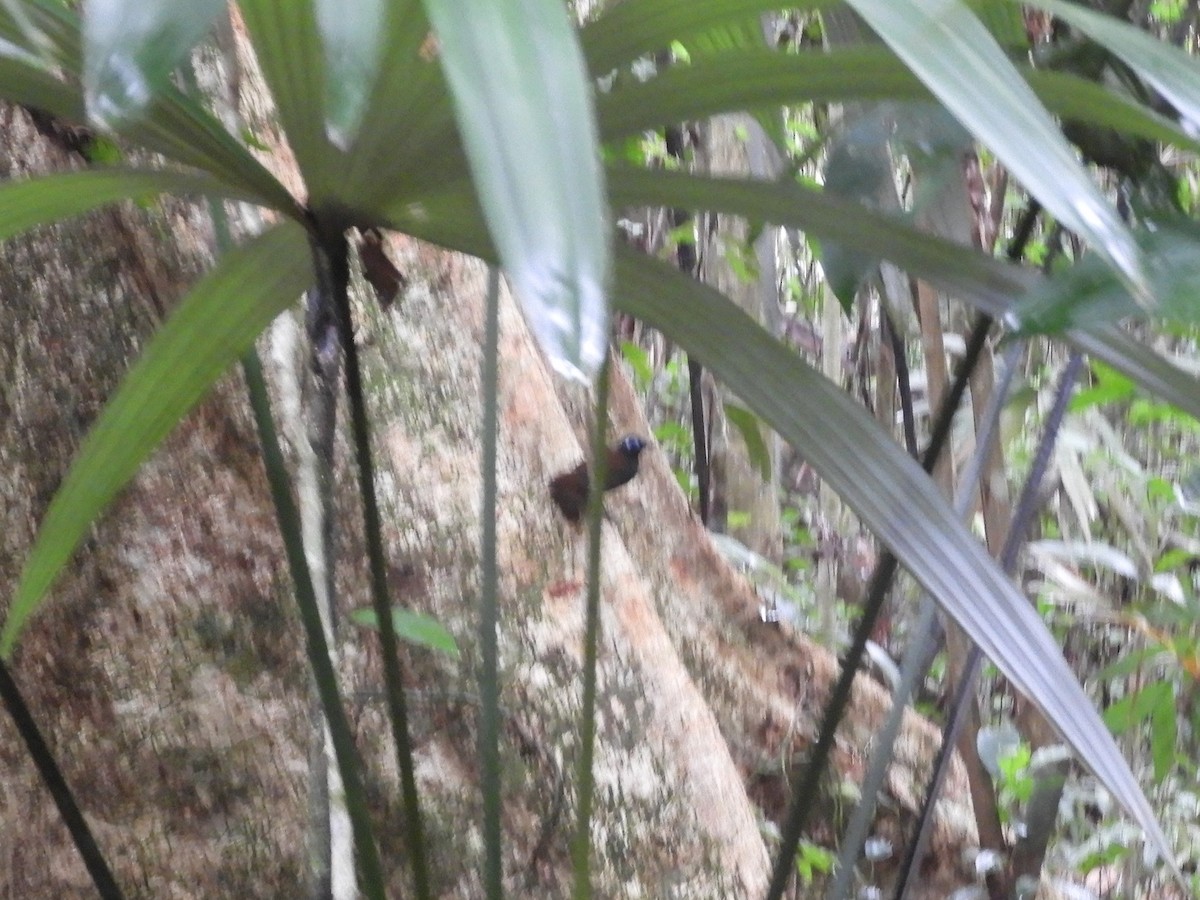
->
{"left": 1104, "top": 681, "right": 1178, "bottom": 783}
{"left": 83, "top": 134, "right": 122, "bottom": 164}
{"left": 794, "top": 840, "right": 835, "bottom": 883}
{"left": 601, "top": 134, "right": 649, "bottom": 167}
{"left": 1154, "top": 549, "right": 1194, "bottom": 573}
{"left": 664, "top": 220, "right": 696, "bottom": 249}
{"left": 1070, "top": 362, "right": 1135, "bottom": 412}
{"left": 619, "top": 340, "right": 653, "bottom": 388}
{"left": 724, "top": 403, "right": 770, "bottom": 479}
{"left": 727, "top": 510, "right": 752, "bottom": 530}
{"left": 673, "top": 468, "right": 696, "bottom": 497}
{"left": 653, "top": 421, "right": 690, "bottom": 448}
{"left": 1150, "top": 684, "right": 1178, "bottom": 782}
{"left": 1150, "top": 0, "right": 1187, "bottom": 24}
{"left": 350, "top": 607, "right": 460, "bottom": 658}
{"left": 240, "top": 127, "right": 270, "bottom": 152}
{"left": 1075, "top": 327, "right": 1200, "bottom": 424}
{"left": 1147, "top": 476, "right": 1175, "bottom": 504}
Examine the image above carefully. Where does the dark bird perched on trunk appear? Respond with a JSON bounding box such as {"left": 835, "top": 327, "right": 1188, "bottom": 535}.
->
{"left": 549, "top": 436, "right": 647, "bottom": 523}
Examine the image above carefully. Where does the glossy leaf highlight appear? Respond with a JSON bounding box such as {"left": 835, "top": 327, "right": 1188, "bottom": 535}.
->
{"left": 422, "top": 0, "right": 611, "bottom": 382}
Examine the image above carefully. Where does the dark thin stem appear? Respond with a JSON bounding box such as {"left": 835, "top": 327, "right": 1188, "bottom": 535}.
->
{"left": 663, "top": 116, "right": 710, "bottom": 524}
{"left": 241, "top": 349, "right": 386, "bottom": 900}
{"left": 765, "top": 311, "right": 994, "bottom": 900}
{"left": 322, "top": 231, "right": 431, "bottom": 899}
{"left": 885, "top": 309, "right": 919, "bottom": 458}
{"left": 571, "top": 355, "right": 613, "bottom": 900}
{"left": 0, "top": 659, "right": 123, "bottom": 899}
{"left": 1007, "top": 200, "right": 1043, "bottom": 263}
{"left": 828, "top": 340, "right": 1024, "bottom": 900}
{"left": 1000, "top": 353, "right": 1084, "bottom": 573}
{"left": 889, "top": 197, "right": 1046, "bottom": 900}
{"left": 687, "top": 357, "right": 710, "bottom": 523}
{"left": 479, "top": 266, "right": 504, "bottom": 898}
{"left": 894, "top": 351, "right": 1083, "bottom": 900}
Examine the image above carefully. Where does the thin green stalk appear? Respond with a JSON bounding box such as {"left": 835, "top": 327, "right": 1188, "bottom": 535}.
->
{"left": 324, "top": 232, "right": 431, "bottom": 900}
{"left": 571, "top": 354, "right": 613, "bottom": 900}
{"left": 196, "top": 173, "right": 376, "bottom": 895}
{"left": 479, "top": 265, "right": 504, "bottom": 898}
{"left": 241, "top": 348, "right": 385, "bottom": 899}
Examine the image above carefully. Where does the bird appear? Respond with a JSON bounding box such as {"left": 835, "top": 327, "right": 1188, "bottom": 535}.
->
{"left": 549, "top": 436, "right": 647, "bottom": 523}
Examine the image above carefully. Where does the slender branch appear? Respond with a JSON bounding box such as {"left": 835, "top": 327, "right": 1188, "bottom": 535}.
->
{"left": 241, "top": 348, "right": 386, "bottom": 900}
{"left": 320, "top": 230, "right": 431, "bottom": 900}
{"left": 828, "top": 336, "right": 1023, "bottom": 900}
{"left": 892, "top": 197, "right": 1047, "bottom": 900}
{"left": 765, "top": 308, "right": 994, "bottom": 900}
{"left": 0, "top": 659, "right": 123, "bottom": 899}
{"left": 894, "top": 351, "right": 1083, "bottom": 900}
{"left": 884, "top": 309, "right": 919, "bottom": 458}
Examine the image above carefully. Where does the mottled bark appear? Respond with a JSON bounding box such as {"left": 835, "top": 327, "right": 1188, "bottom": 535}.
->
{"left": 0, "top": 102, "right": 311, "bottom": 897}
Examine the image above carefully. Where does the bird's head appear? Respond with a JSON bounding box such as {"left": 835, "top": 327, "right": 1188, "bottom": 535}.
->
{"left": 616, "top": 435, "right": 647, "bottom": 459}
